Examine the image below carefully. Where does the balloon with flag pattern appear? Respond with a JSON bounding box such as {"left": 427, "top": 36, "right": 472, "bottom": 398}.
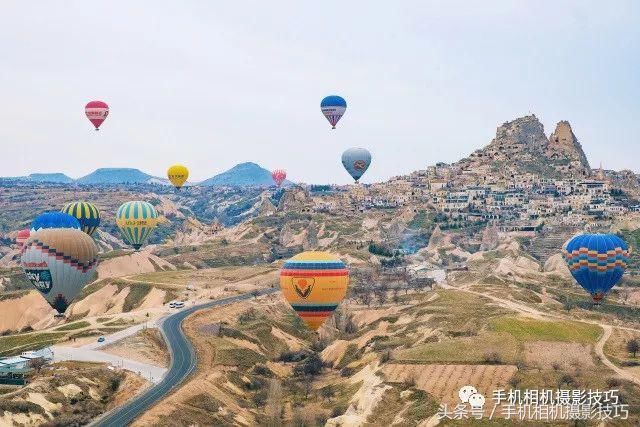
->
{"left": 280, "top": 251, "right": 349, "bottom": 331}
{"left": 563, "top": 233, "right": 630, "bottom": 303}
{"left": 116, "top": 201, "right": 159, "bottom": 250}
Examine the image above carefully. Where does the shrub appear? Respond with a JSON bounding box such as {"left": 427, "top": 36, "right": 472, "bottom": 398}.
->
{"left": 340, "top": 366, "right": 355, "bottom": 377}
{"left": 278, "top": 350, "right": 307, "bottom": 363}
{"left": 294, "top": 352, "right": 323, "bottom": 377}
{"left": 558, "top": 373, "right": 577, "bottom": 388}
{"left": 252, "top": 363, "right": 273, "bottom": 377}
{"left": 482, "top": 352, "right": 503, "bottom": 364}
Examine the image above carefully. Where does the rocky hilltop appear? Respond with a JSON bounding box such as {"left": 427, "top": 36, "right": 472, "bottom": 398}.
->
{"left": 460, "top": 115, "right": 590, "bottom": 178}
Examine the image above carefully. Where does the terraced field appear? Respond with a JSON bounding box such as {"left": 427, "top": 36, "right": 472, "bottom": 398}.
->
{"left": 383, "top": 363, "right": 517, "bottom": 405}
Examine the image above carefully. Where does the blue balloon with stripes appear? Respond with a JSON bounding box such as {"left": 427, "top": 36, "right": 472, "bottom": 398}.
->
{"left": 563, "top": 233, "right": 629, "bottom": 303}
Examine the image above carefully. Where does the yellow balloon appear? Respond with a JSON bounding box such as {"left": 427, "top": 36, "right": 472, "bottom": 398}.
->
{"left": 279, "top": 251, "right": 349, "bottom": 331}
{"left": 167, "top": 164, "right": 189, "bottom": 189}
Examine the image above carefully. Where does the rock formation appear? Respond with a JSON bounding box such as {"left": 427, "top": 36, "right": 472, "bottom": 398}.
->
{"left": 277, "top": 187, "right": 311, "bottom": 212}
{"left": 458, "top": 115, "right": 590, "bottom": 179}
{"left": 547, "top": 121, "right": 591, "bottom": 176}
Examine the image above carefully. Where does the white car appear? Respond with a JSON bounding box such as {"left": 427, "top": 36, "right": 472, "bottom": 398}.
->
{"left": 169, "top": 301, "right": 184, "bottom": 309}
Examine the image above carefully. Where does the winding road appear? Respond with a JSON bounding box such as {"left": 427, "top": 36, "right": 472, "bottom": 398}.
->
{"left": 92, "top": 288, "right": 277, "bottom": 427}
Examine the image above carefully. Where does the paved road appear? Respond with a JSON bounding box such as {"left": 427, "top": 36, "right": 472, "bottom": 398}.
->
{"left": 52, "top": 346, "right": 168, "bottom": 384}
{"left": 92, "top": 288, "right": 277, "bottom": 427}
{"left": 52, "top": 312, "right": 167, "bottom": 383}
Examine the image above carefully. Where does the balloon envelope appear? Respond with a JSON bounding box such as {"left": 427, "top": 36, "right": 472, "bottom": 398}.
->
{"left": 16, "top": 229, "right": 30, "bottom": 249}
{"left": 31, "top": 212, "right": 81, "bottom": 232}
{"left": 62, "top": 202, "right": 101, "bottom": 236}
{"left": 272, "top": 169, "right": 287, "bottom": 187}
{"left": 321, "top": 95, "right": 347, "bottom": 129}
{"left": 85, "top": 100, "right": 109, "bottom": 130}
{"left": 563, "top": 233, "right": 629, "bottom": 302}
{"left": 167, "top": 164, "right": 189, "bottom": 189}
{"left": 280, "top": 251, "right": 349, "bottom": 331}
{"left": 341, "top": 148, "right": 372, "bottom": 182}
{"left": 116, "top": 201, "right": 159, "bottom": 250}
{"left": 21, "top": 228, "right": 98, "bottom": 314}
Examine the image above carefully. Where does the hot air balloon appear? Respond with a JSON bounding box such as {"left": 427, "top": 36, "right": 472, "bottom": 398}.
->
{"left": 563, "top": 233, "right": 629, "bottom": 303}
{"left": 341, "top": 148, "right": 372, "bottom": 183}
{"left": 272, "top": 169, "right": 287, "bottom": 187}
{"left": 31, "top": 212, "right": 81, "bottom": 232}
{"left": 321, "top": 95, "right": 347, "bottom": 129}
{"left": 116, "top": 201, "right": 159, "bottom": 250}
{"left": 15, "top": 229, "right": 30, "bottom": 249}
{"left": 21, "top": 228, "right": 98, "bottom": 315}
{"left": 62, "top": 202, "right": 101, "bottom": 236}
{"left": 280, "top": 251, "right": 349, "bottom": 331}
{"left": 85, "top": 100, "right": 109, "bottom": 130}
{"left": 167, "top": 164, "right": 189, "bottom": 190}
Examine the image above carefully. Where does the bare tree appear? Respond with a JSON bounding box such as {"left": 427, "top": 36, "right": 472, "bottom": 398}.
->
{"left": 392, "top": 288, "right": 400, "bottom": 304}
{"left": 628, "top": 339, "right": 639, "bottom": 358}
{"left": 375, "top": 284, "right": 388, "bottom": 306}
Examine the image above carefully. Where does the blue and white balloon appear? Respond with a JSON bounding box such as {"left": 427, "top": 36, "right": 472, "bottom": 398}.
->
{"left": 321, "top": 95, "right": 347, "bottom": 129}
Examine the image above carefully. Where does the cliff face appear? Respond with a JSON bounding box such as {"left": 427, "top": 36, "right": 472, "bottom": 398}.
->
{"left": 459, "top": 115, "right": 590, "bottom": 179}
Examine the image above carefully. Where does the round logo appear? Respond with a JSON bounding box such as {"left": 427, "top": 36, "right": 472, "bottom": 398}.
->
{"left": 353, "top": 160, "right": 367, "bottom": 171}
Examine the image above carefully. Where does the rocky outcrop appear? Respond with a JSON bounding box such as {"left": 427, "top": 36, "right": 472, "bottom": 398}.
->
{"left": 459, "top": 115, "right": 590, "bottom": 179}
{"left": 543, "top": 253, "right": 572, "bottom": 278}
{"left": 170, "top": 217, "right": 219, "bottom": 246}
{"left": 257, "top": 195, "right": 277, "bottom": 216}
{"left": 547, "top": 121, "right": 590, "bottom": 176}
{"left": 277, "top": 187, "right": 311, "bottom": 212}
{"left": 303, "top": 221, "right": 319, "bottom": 250}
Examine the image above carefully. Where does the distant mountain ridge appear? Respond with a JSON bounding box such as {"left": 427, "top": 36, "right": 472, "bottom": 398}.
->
{"left": 76, "top": 168, "right": 157, "bottom": 184}
{"left": 2, "top": 163, "right": 290, "bottom": 187}
{"left": 27, "top": 173, "right": 74, "bottom": 184}
{"left": 200, "top": 162, "right": 290, "bottom": 187}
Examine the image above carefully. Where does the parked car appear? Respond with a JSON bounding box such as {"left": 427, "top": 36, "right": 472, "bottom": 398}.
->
{"left": 97, "top": 336, "right": 105, "bottom": 343}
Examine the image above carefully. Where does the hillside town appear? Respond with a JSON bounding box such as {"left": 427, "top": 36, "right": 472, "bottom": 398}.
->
{"left": 303, "top": 116, "right": 639, "bottom": 230}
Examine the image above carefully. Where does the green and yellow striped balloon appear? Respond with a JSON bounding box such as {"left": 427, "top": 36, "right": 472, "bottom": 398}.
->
{"left": 116, "top": 201, "right": 159, "bottom": 250}
{"left": 62, "top": 201, "right": 101, "bottom": 236}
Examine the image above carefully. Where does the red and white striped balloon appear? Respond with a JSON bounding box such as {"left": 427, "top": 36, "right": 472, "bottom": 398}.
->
{"left": 85, "top": 100, "right": 109, "bottom": 130}
{"left": 16, "top": 229, "right": 30, "bottom": 249}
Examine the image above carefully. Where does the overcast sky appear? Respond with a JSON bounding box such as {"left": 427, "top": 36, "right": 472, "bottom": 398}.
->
{"left": 2, "top": 1, "right": 638, "bottom": 184}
